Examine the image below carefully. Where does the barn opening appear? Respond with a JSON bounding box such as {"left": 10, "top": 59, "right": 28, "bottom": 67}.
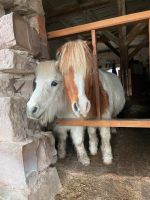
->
{"left": 0, "top": 0, "right": 150, "bottom": 200}
{"left": 44, "top": 0, "right": 150, "bottom": 199}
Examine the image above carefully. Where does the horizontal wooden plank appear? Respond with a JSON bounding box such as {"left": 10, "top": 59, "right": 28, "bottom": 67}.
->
{"left": 47, "top": 10, "right": 150, "bottom": 39}
{"left": 55, "top": 119, "right": 150, "bottom": 128}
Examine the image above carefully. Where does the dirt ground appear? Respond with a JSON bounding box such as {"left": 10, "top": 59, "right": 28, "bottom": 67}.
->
{"left": 55, "top": 96, "right": 150, "bottom": 200}
{"left": 55, "top": 128, "right": 150, "bottom": 200}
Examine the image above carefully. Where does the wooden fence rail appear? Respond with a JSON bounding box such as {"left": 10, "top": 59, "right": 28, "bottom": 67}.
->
{"left": 55, "top": 119, "right": 150, "bottom": 128}
{"left": 47, "top": 10, "right": 150, "bottom": 39}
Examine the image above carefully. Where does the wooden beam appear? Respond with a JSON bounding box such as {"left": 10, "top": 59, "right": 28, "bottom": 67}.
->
{"left": 103, "top": 41, "right": 120, "bottom": 57}
{"left": 126, "top": 23, "right": 147, "bottom": 46}
{"left": 149, "top": 19, "right": 150, "bottom": 74}
{"left": 128, "top": 37, "right": 148, "bottom": 60}
{"left": 103, "top": 30, "right": 119, "bottom": 46}
{"left": 55, "top": 119, "right": 150, "bottom": 128}
{"left": 91, "top": 30, "right": 101, "bottom": 119}
{"left": 47, "top": 11, "right": 150, "bottom": 39}
{"left": 46, "top": 0, "right": 109, "bottom": 24}
{"left": 117, "top": 0, "right": 128, "bottom": 94}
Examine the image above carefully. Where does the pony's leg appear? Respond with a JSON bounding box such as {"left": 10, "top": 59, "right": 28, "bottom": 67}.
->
{"left": 99, "top": 127, "right": 112, "bottom": 165}
{"left": 56, "top": 130, "right": 68, "bottom": 159}
{"left": 87, "top": 127, "right": 98, "bottom": 155}
{"left": 70, "top": 127, "right": 90, "bottom": 166}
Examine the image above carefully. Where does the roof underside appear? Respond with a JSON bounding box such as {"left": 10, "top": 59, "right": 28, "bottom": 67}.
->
{"left": 43, "top": 0, "right": 150, "bottom": 52}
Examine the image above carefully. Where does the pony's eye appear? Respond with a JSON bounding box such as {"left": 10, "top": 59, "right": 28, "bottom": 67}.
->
{"left": 33, "top": 79, "right": 36, "bottom": 90}
{"left": 51, "top": 81, "right": 58, "bottom": 87}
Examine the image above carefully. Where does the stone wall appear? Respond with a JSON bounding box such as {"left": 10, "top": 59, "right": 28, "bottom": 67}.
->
{"left": 0, "top": 1, "right": 62, "bottom": 199}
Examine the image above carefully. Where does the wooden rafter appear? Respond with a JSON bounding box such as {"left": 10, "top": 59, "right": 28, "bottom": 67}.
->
{"left": 128, "top": 37, "right": 148, "bottom": 60}
{"left": 126, "top": 22, "right": 147, "bottom": 46}
{"left": 103, "top": 41, "right": 120, "bottom": 57}
{"left": 47, "top": 11, "right": 150, "bottom": 39}
{"left": 98, "top": 35, "right": 120, "bottom": 56}
{"left": 103, "top": 30, "right": 119, "bottom": 46}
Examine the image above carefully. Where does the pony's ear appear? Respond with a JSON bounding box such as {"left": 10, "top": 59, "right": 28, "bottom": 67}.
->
{"left": 55, "top": 60, "right": 59, "bottom": 70}
{"left": 56, "top": 45, "right": 62, "bottom": 60}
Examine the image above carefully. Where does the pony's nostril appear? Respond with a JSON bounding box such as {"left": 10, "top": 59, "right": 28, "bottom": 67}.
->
{"left": 86, "top": 101, "right": 91, "bottom": 113}
{"left": 32, "top": 106, "right": 38, "bottom": 114}
{"left": 73, "top": 102, "right": 79, "bottom": 112}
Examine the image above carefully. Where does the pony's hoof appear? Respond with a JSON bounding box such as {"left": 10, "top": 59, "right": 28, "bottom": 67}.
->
{"left": 90, "top": 147, "right": 98, "bottom": 156}
{"left": 58, "top": 151, "right": 66, "bottom": 159}
{"left": 103, "top": 156, "right": 112, "bottom": 165}
{"left": 79, "top": 157, "right": 90, "bottom": 166}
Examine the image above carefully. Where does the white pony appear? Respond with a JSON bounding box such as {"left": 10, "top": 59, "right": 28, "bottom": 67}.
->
{"left": 57, "top": 39, "right": 126, "bottom": 165}
{"left": 27, "top": 60, "right": 97, "bottom": 166}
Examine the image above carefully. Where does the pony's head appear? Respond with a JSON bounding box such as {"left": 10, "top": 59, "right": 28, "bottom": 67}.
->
{"left": 27, "top": 60, "right": 64, "bottom": 125}
{"left": 57, "top": 39, "right": 94, "bottom": 118}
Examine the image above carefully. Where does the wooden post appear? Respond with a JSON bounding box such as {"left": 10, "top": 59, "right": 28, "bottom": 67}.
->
{"left": 117, "top": 0, "right": 128, "bottom": 95}
{"left": 91, "top": 30, "right": 101, "bottom": 119}
{"left": 128, "top": 68, "right": 132, "bottom": 96}
{"left": 149, "top": 19, "right": 150, "bottom": 74}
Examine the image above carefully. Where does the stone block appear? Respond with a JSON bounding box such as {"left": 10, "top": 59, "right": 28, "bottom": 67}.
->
{"left": 26, "top": 131, "right": 57, "bottom": 171}
{"left": 28, "top": 167, "right": 62, "bottom": 200}
{"left": 0, "top": 3, "right": 5, "bottom": 17}
{"left": 0, "top": 13, "right": 40, "bottom": 56}
{"left": 0, "top": 49, "right": 37, "bottom": 73}
{"left": 0, "top": 96, "right": 28, "bottom": 141}
{"left": 40, "top": 36, "right": 50, "bottom": 59}
{"left": 0, "top": 0, "right": 44, "bottom": 15}
{"left": 0, "top": 140, "right": 33, "bottom": 188}
{"left": 12, "top": 0, "right": 45, "bottom": 15}
{"left": 0, "top": 133, "right": 58, "bottom": 188}
{"left": 29, "top": 15, "right": 50, "bottom": 59}
{"left": 0, "top": 167, "right": 62, "bottom": 200}
{"left": 0, "top": 73, "right": 34, "bottom": 99}
{"left": 36, "top": 132, "right": 58, "bottom": 171}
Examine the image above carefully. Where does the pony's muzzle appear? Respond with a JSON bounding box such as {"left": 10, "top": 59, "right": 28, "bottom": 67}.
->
{"left": 26, "top": 103, "right": 40, "bottom": 118}
{"left": 81, "top": 100, "right": 91, "bottom": 117}
{"left": 72, "top": 102, "right": 80, "bottom": 117}
{"left": 72, "top": 100, "right": 91, "bottom": 118}
{"left": 31, "top": 106, "right": 38, "bottom": 114}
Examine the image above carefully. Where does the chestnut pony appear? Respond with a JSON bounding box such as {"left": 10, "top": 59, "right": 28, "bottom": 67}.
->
{"left": 57, "top": 39, "right": 125, "bottom": 164}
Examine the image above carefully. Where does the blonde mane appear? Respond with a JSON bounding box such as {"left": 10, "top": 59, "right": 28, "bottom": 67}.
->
{"left": 58, "top": 39, "right": 95, "bottom": 77}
